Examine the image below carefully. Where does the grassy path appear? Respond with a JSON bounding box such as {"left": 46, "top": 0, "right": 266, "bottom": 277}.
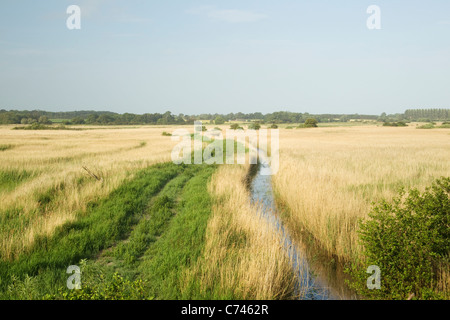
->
{"left": 0, "top": 162, "right": 217, "bottom": 299}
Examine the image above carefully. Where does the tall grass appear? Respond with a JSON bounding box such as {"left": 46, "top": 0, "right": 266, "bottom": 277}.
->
{"left": 181, "top": 164, "right": 298, "bottom": 300}
{"left": 0, "top": 162, "right": 182, "bottom": 296}
{"left": 272, "top": 126, "right": 450, "bottom": 265}
{"left": 0, "top": 126, "right": 177, "bottom": 260}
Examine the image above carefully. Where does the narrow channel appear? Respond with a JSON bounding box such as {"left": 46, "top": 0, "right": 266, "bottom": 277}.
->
{"left": 249, "top": 152, "right": 358, "bottom": 300}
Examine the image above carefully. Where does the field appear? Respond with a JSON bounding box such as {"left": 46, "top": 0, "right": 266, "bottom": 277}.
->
{"left": 0, "top": 126, "right": 177, "bottom": 262}
{"left": 0, "top": 124, "right": 298, "bottom": 299}
{"left": 272, "top": 125, "right": 450, "bottom": 297}
{"left": 0, "top": 124, "right": 449, "bottom": 299}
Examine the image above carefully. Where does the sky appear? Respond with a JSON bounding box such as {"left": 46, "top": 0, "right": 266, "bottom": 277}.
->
{"left": 0, "top": 0, "right": 449, "bottom": 115}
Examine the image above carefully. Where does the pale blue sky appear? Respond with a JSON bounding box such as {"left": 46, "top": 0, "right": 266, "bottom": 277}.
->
{"left": 0, "top": 0, "right": 449, "bottom": 115}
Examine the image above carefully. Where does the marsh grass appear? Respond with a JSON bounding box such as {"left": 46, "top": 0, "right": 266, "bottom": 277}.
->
{"left": 0, "top": 162, "right": 183, "bottom": 297}
{"left": 272, "top": 126, "right": 450, "bottom": 298}
{"left": 2, "top": 128, "right": 288, "bottom": 300}
{"left": 0, "top": 169, "right": 35, "bottom": 192}
{"left": 0, "top": 126, "right": 177, "bottom": 260}
{"left": 181, "top": 164, "right": 298, "bottom": 300}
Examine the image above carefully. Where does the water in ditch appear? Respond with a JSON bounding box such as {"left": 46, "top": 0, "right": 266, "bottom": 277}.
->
{"left": 249, "top": 159, "right": 358, "bottom": 300}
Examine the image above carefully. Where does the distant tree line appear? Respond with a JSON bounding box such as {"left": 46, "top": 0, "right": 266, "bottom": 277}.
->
{"left": 404, "top": 109, "right": 450, "bottom": 122}
{"left": 0, "top": 109, "right": 379, "bottom": 126}
{"left": 0, "top": 108, "right": 448, "bottom": 126}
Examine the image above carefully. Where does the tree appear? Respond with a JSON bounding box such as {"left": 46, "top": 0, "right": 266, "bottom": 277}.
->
{"left": 304, "top": 118, "right": 318, "bottom": 128}
{"left": 97, "top": 114, "right": 115, "bottom": 124}
{"left": 71, "top": 117, "right": 85, "bottom": 125}
{"left": 214, "top": 116, "right": 226, "bottom": 125}
{"left": 38, "top": 116, "right": 52, "bottom": 125}
{"left": 378, "top": 112, "right": 388, "bottom": 122}
{"left": 86, "top": 114, "right": 99, "bottom": 124}
{"left": 248, "top": 122, "right": 261, "bottom": 130}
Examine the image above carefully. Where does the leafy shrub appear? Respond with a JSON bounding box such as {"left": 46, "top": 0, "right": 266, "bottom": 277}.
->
{"left": 6, "top": 275, "right": 42, "bottom": 300}
{"left": 230, "top": 123, "right": 243, "bottom": 130}
{"left": 248, "top": 122, "right": 261, "bottom": 130}
{"left": 305, "top": 118, "right": 318, "bottom": 127}
{"left": 417, "top": 124, "right": 435, "bottom": 129}
{"left": 71, "top": 117, "right": 85, "bottom": 125}
{"left": 54, "top": 273, "right": 150, "bottom": 300}
{"left": 214, "top": 116, "right": 226, "bottom": 125}
{"left": 162, "top": 131, "right": 172, "bottom": 136}
{"left": 349, "top": 177, "right": 450, "bottom": 299}
{"left": 38, "top": 116, "right": 52, "bottom": 125}
{"left": 383, "top": 122, "right": 408, "bottom": 127}
{"left": 298, "top": 118, "right": 318, "bottom": 128}
{"left": 46, "top": 260, "right": 152, "bottom": 300}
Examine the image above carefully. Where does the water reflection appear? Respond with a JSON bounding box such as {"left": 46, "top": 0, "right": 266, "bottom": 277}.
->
{"left": 250, "top": 158, "right": 358, "bottom": 300}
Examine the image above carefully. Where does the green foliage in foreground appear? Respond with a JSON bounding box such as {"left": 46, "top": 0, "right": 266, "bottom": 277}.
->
{"left": 5, "top": 260, "right": 151, "bottom": 300}
{"left": 349, "top": 177, "right": 450, "bottom": 300}
{"left": 50, "top": 260, "right": 151, "bottom": 300}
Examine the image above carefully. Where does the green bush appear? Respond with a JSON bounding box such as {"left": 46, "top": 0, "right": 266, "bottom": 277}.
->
{"left": 44, "top": 260, "right": 152, "bottom": 300}
{"left": 230, "top": 123, "right": 243, "bottom": 130}
{"left": 417, "top": 124, "right": 435, "bottom": 129}
{"left": 298, "top": 118, "right": 318, "bottom": 128}
{"left": 350, "top": 177, "right": 450, "bottom": 299}
{"left": 214, "top": 116, "right": 226, "bottom": 125}
{"left": 248, "top": 122, "right": 261, "bottom": 130}
{"left": 6, "top": 275, "right": 42, "bottom": 300}
{"left": 383, "top": 122, "right": 408, "bottom": 127}
{"left": 38, "top": 116, "right": 52, "bottom": 125}
{"left": 54, "top": 273, "right": 150, "bottom": 300}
